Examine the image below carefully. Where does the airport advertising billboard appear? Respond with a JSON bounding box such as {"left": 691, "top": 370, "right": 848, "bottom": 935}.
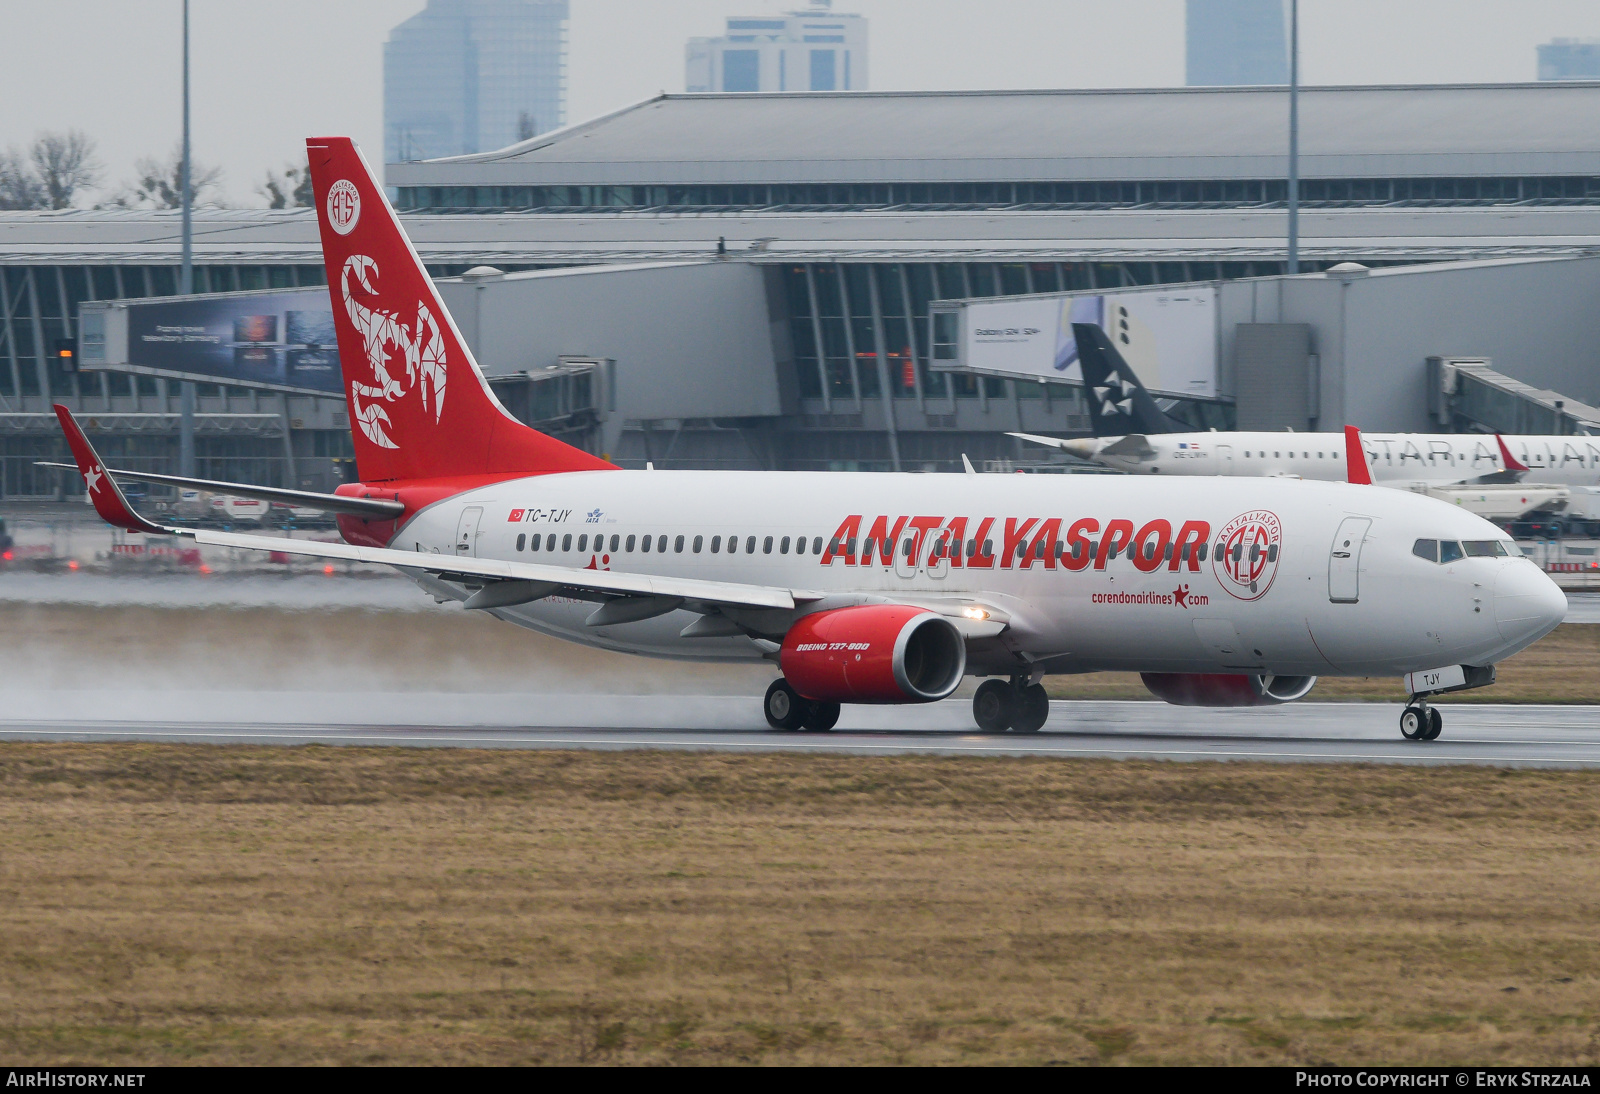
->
{"left": 80, "top": 289, "right": 343, "bottom": 396}
{"left": 946, "top": 286, "right": 1217, "bottom": 398}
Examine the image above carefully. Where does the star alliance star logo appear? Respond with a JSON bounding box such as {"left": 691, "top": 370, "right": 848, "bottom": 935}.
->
{"left": 82, "top": 464, "right": 102, "bottom": 495}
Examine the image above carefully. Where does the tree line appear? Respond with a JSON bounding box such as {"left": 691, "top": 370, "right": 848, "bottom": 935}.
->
{"left": 0, "top": 129, "right": 313, "bottom": 211}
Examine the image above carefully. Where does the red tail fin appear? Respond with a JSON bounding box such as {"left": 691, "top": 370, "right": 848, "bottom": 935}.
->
{"left": 304, "top": 137, "right": 615, "bottom": 483}
{"left": 1343, "top": 425, "right": 1373, "bottom": 485}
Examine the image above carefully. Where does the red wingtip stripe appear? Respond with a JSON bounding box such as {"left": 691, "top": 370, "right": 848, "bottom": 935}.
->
{"left": 1496, "top": 433, "right": 1529, "bottom": 473}
{"left": 1343, "top": 425, "right": 1374, "bottom": 485}
{"left": 52, "top": 404, "right": 165, "bottom": 534}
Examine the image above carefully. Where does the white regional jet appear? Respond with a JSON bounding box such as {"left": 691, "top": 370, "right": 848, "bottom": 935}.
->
{"left": 1014, "top": 324, "right": 1588, "bottom": 521}
{"left": 47, "top": 137, "right": 1567, "bottom": 742}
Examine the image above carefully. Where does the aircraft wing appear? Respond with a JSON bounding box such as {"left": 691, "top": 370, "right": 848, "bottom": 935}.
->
{"left": 50, "top": 403, "right": 1018, "bottom": 628}
{"left": 33, "top": 460, "right": 404, "bottom": 519}
{"left": 194, "top": 527, "right": 802, "bottom": 611}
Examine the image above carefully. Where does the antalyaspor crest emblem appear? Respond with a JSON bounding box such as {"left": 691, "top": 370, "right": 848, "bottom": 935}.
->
{"left": 327, "top": 179, "right": 360, "bottom": 235}
{"left": 341, "top": 254, "right": 446, "bottom": 449}
{"left": 1212, "top": 509, "right": 1282, "bottom": 601}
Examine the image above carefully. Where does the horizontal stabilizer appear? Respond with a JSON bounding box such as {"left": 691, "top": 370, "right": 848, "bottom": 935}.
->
{"left": 1099, "top": 433, "right": 1156, "bottom": 459}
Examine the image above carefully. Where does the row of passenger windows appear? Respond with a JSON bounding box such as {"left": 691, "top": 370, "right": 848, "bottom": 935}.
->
{"left": 513, "top": 529, "right": 1278, "bottom": 564}
{"left": 1240, "top": 450, "right": 1338, "bottom": 460}
{"left": 1413, "top": 538, "right": 1518, "bottom": 563}
{"left": 516, "top": 531, "right": 828, "bottom": 556}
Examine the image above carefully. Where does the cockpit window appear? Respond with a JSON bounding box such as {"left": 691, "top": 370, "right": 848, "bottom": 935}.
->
{"left": 1415, "top": 538, "right": 1516, "bottom": 563}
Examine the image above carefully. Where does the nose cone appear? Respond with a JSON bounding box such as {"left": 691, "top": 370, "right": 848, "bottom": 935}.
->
{"left": 1494, "top": 562, "right": 1567, "bottom": 649}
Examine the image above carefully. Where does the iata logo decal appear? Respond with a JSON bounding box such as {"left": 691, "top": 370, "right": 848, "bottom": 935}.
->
{"left": 327, "top": 179, "right": 360, "bottom": 235}
{"left": 1213, "top": 510, "right": 1282, "bottom": 601}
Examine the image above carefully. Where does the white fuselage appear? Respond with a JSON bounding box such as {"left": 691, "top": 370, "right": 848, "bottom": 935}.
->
{"left": 380, "top": 469, "right": 1563, "bottom": 681}
{"left": 1075, "top": 431, "right": 1600, "bottom": 488}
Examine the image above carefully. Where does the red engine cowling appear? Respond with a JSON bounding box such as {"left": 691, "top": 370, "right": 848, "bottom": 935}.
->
{"left": 780, "top": 605, "right": 966, "bottom": 704}
{"left": 1141, "top": 673, "right": 1317, "bottom": 707}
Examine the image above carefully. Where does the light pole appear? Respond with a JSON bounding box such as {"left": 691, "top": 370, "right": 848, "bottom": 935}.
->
{"left": 1286, "top": 0, "right": 1299, "bottom": 275}
{"left": 178, "top": 0, "right": 196, "bottom": 477}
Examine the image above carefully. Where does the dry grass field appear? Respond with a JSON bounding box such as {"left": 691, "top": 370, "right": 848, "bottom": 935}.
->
{"left": 1, "top": 744, "right": 1599, "bottom": 1065}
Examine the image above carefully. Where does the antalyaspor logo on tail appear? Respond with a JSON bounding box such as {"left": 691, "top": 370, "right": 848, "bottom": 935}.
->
{"left": 327, "top": 179, "right": 360, "bottom": 235}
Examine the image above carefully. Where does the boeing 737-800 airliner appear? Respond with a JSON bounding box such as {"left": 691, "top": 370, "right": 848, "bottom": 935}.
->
{"left": 47, "top": 138, "right": 1567, "bottom": 741}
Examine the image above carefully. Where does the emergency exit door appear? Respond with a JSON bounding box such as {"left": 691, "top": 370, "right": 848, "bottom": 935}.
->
{"left": 1328, "top": 517, "right": 1371, "bottom": 603}
{"left": 456, "top": 506, "right": 484, "bottom": 556}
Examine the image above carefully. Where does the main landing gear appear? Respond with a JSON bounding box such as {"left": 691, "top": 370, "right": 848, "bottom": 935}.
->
{"left": 972, "top": 677, "right": 1050, "bottom": 734}
{"left": 764, "top": 678, "right": 841, "bottom": 732}
{"left": 1400, "top": 699, "right": 1444, "bottom": 742}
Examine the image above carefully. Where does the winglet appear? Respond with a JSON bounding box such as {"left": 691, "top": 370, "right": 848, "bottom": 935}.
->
{"left": 1495, "top": 433, "right": 1529, "bottom": 473}
{"left": 52, "top": 404, "right": 167, "bottom": 533}
{"left": 1343, "top": 425, "right": 1374, "bottom": 485}
{"left": 961, "top": 453, "right": 976, "bottom": 475}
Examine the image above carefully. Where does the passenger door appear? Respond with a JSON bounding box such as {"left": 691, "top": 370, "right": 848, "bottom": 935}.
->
{"left": 1328, "top": 517, "right": 1371, "bottom": 603}
{"left": 456, "top": 506, "right": 484, "bottom": 557}
{"left": 1215, "top": 445, "right": 1233, "bottom": 476}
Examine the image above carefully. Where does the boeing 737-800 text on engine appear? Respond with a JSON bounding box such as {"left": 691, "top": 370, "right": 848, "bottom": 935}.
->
{"left": 46, "top": 137, "right": 1567, "bottom": 740}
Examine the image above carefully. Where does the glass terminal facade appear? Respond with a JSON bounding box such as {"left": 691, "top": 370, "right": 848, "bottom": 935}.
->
{"left": 393, "top": 175, "right": 1600, "bottom": 212}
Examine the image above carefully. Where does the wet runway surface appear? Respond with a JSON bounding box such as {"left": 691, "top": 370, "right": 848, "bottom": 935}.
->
{"left": 3, "top": 694, "right": 1599, "bottom": 766}
{"left": 1563, "top": 592, "right": 1600, "bottom": 623}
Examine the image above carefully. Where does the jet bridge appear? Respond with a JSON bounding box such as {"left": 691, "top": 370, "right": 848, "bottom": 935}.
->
{"left": 1429, "top": 357, "right": 1600, "bottom": 436}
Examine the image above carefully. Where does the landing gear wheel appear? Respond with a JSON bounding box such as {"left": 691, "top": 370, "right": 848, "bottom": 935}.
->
{"left": 802, "top": 701, "right": 841, "bottom": 732}
{"left": 1400, "top": 705, "right": 1428, "bottom": 741}
{"left": 1011, "top": 683, "right": 1050, "bottom": 734}
{"left": 973, "top": 679, "right": 1016, "bottom": 733}
{"left": 1423, "top": 707, "right": 1443, "bottom": 741}
{"left": 764, "top": 678, "right": 807, "bottom": 731}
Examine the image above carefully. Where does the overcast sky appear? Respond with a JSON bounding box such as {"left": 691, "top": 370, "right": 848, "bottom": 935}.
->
{"left": 2, "top": 0, "right": 1600, "bottom": 207}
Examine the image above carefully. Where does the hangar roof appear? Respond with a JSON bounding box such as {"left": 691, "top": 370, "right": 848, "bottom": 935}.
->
{"left": 387, "top": 84, "right": 1600, "bottom": 187}
{"left": 2, "top": 204, "right": 1598, "bottom": 266}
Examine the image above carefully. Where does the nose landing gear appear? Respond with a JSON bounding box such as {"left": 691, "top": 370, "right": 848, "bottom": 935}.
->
{"left": 1400, "top": 700, "right": 1443, "bottom": 741}
{"left": 973, "top": 677, "right": 1050, "bottom": 734}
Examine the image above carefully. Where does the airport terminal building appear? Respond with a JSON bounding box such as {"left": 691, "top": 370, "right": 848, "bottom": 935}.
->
{"left": 3, "top": 82, "right": 1600, "bottom": 497}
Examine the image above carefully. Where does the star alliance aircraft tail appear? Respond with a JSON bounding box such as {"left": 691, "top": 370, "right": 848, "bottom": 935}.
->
{"left": 1071, "top": 322, "right": 1187, "bottom": 437}
{"left": 305, "top": 137, "right": 614, "bottom": 483}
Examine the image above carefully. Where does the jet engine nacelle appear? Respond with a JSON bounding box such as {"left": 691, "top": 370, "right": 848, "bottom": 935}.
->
{"left": 1140, "top": 672, "right": 1317, "bottom": 707}
{"left": 781, "top": 605, "right": 966, "bottom": 704}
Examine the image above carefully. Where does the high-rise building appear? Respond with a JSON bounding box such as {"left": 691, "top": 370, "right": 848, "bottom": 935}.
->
{"left": 1538, "top": 39, "right": 1600, "bottom": 81}
{"left": 385, "top": 0, "right": 569, "bottom": 165}
{"left": 1186, "top": 0, "right": 1287, "bottom": 87}
{"left": 687, "top": 2, "right": 867, "bottom": 94}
